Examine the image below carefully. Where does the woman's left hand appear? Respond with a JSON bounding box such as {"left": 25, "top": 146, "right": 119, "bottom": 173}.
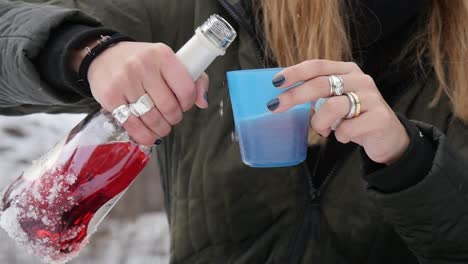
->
{"left": 268, "top": 60, "right": 410, "bottom": 165}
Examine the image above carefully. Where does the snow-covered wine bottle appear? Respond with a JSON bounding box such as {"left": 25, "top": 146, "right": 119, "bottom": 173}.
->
{"left": 0, "top": 14, "right": 236, "bottom": 264}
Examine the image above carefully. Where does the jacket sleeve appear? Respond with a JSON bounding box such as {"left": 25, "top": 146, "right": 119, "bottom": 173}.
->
{"left": 366, "top": 117, "right": 468, "bottom": 263}
{"left": 0, "top": 0, "right": 154, "bottom": 115}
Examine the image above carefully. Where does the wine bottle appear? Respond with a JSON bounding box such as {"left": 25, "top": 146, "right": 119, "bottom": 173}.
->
{"left": 0, "top": 14, "right": 236, "bottom": 264}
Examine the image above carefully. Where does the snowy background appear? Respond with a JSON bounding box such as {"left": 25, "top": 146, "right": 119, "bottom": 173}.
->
{"left": 0, "top": 114, "right": 170, "bottom": 264}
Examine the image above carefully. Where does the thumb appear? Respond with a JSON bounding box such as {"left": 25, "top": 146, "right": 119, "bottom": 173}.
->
{"left": 194, "top": 73, "right": 210, "bottom": 109}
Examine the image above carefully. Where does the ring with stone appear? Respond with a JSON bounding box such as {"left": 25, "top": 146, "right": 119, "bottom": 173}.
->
{"left": 112, "top": 104, "right": 131, "bottom": 125}
{"left": 129, "top": 94, "right": 155, "bottom": 117}
{"left": 329, "top": 75, "right": 344, "bottom": 96}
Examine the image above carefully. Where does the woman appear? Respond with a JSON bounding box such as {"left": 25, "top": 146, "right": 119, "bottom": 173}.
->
{"left": 1, "top": 0, "right": 468, "bottom": 263}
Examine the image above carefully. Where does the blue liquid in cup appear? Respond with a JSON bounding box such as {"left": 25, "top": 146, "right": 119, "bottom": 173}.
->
{"left": 237, "top": 107, "right": 310, "bottom": 167}
{"left": 227, "top": 68, "right": 311, "bottom": 168}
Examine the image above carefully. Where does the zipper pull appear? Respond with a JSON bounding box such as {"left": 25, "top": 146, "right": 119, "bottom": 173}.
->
{"left": 309, "top": 188, "right": 319, "bottom": 202}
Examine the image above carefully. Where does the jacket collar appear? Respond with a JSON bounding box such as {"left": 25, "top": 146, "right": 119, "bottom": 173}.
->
{"left": 219, "top": 0, "right": 268, "bottom": 64}
{"left": 218, "top": 0, "right": 256, "bottom": 37}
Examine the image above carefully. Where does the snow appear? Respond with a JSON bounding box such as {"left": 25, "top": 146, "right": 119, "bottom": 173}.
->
{"left": 0, "top": 113, "right": 170, "bottom": 264}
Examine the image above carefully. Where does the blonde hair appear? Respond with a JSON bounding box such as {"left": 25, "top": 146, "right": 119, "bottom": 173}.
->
{"left": 260, "top": 0, "right": 468, "bottom": 143}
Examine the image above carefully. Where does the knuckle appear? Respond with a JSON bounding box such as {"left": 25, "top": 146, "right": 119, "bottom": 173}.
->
{"left": 361, "top": 74, "right": 375, "bottom": 89}
{"left": 310, "top": 117, "right": 319, "bottom": 131}
{"left": 362, "top": 74, "right": 374, "bottom": 84}
{"left": 128, "top": 129, "right": 155, "bottom": 146}
{"left": 100, "top": 87, "right": 122, "bottom": 106}
{"left": 334, "top": 130, "right": 344, "bottom": 142}
{"left": 346, "top": 62, "right": 360, "bottom": 71}
{"left": 372, "top": 92, "right": 383, "bottom": 103}
{"left": 371, "top": 150, "right": 391, "bottom": 164}
{"left": 153, "top": 43, "right": 174, "bottom": 60}
{"left": 111, "top": 73, "right": 129, "bottom": 88}
{"left": 124, "top": 56, "right": 143, "bottom": 73}
{"left": 176, "top": 115, "right": 183, "bottom": 124}
{"left": 347, "top": 61, "right": 359, "bottom": 68}
{"left": 100, "top": 100, "right": 116, "bottom": 113}
{"left": 313, "top": 119, "right": 328, "bottom": 132}
{"left": 380, "top": 107, "right": 394, "bottom": 121}
{"left": 137, "top": 129, "right": 157, "bottom": 145}
{"left": 180, "top": 103, "right": 191, "bottom": 112}
{"left": 310, "top": 59, "right": 324, "bottom": 68}
{"left": 309, "top": 115, "right": 320, "bottom": 129}
{"left": 179, "top": 87, "right": 197, "bottom": 104}
{"left": 171, "top": 112, "right": 184, "bottom": 125}
{"left": 100, "top": 84, "right": 117, "bottom": 100}
{"left": 340, "top": 123, "right": 354, "bottom": 137}
{"left": 306, "top": 60, "right": 325, "bottom": 73}
{"left": 180, "top": 99, "right": 194, "bottom": 112}
{"left": 158, "top": 99, "right": 180, "bottom": 116}
{"left": 159, "top": 124, "right": 172, "bottom": 137}
{"left": 334, "top": 130, "right": 348, "bottom": 143}
{"left": 139, "top": 134, "right": 156, "bottom": 146}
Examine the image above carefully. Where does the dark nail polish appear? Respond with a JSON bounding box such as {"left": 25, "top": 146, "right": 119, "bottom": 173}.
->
{"left": 204, "top": 91, "right": 209, "bottom": 104}
{"left": 267, "top": 98, "right": 280, "bottom": 111}
{"left": 272, "top": 75, "right": 286, "bottom": 87}
{"left": 155, "top": 139, "right": 162, "bottom": 146}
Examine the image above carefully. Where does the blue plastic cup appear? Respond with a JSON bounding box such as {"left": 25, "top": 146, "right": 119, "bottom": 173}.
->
{"left": 227, "top": 68, "right": 311, "bottom": 168}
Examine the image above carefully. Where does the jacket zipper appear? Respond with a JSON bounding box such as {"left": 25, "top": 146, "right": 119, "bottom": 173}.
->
{"left": 316, "top": 163, "right": 340, "bottom": 198}
{"left": 217, "top": 0, "right": 265, "bottom": 63}
{"left": 287, "top": 161, "right": 339, "bottom": 263}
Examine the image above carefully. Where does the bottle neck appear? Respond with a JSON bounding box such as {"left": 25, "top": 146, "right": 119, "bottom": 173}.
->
{"left": 175, "top": 31, "right": 222, "bottom": 81}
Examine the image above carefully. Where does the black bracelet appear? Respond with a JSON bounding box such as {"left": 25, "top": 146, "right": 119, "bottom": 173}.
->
{"left": 77, "top": 33, "right": 135, "bottom": 94}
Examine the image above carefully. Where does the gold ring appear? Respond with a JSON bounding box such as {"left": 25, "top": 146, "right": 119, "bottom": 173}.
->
{"left": 344, "top": 92, "right": 361, "bottom": 119}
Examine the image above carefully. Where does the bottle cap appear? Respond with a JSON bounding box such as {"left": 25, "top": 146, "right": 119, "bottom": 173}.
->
{"left": 199, "top": 14, "right": 237, "bottom": 50}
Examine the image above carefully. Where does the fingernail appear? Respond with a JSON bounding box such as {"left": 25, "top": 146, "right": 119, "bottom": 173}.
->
{"left": 267, "top": 98, "right": 280, "bottom": 111}
{"left": 204, "top": 91, "right": 209, "bottom": 105}
{"left": 154, "top": 139, "right": 162, "bottom": 146}
{"left": 272, "top": 75, "right": 286, "bottom": 87}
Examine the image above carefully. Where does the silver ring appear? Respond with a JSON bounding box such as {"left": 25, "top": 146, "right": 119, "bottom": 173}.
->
{"left": 345, "top": 92, "right": 361, "bottom": 119}
{"left": 129, "top": 94, "right": 155, "bottom": 117}
{"left": 329, "top": 75, "right": 344, "bottom": 96}
{"left": 345, "top": 93, "right": 357, "bottom": 119}
{"left": 112, "top": 104, "right": 131, "bottom": 125}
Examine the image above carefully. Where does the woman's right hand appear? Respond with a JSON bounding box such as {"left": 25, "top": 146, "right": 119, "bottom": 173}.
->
{"left": 72, "top": 41, "right": 209, "bottom": 146}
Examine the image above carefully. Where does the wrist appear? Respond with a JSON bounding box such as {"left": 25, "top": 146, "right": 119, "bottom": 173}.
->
{"left": 385, "top": 127, "right": 410, "bottom": 165}
{"left": 362, "top": 116, "right": 436, "bottom": 193}
{"left": 74, "top": 34, "right": 135, "bottom": 95}
{"left": 70, "top": 37, "right": 102, "bottom": 73}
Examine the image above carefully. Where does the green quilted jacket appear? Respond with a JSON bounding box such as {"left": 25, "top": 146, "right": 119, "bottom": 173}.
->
{"left": 1, "top": 0, "right": 468, "bottom": 263}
